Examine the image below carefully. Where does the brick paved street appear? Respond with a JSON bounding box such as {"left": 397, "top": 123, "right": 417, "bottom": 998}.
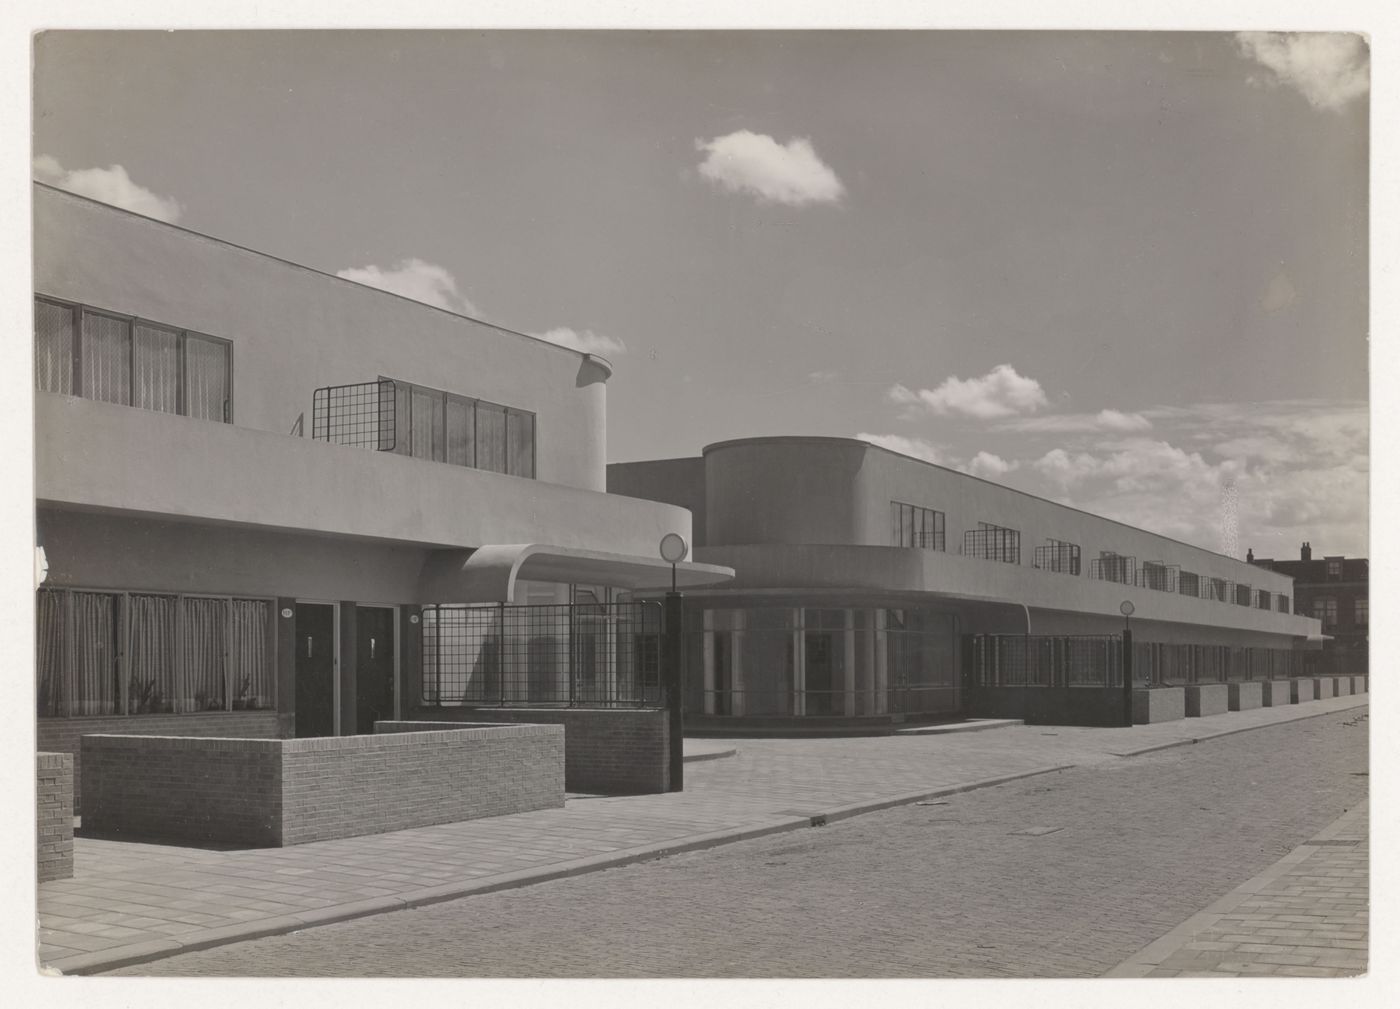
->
{"left": 108, "top": 708, "right": 1367, "bottom": 978}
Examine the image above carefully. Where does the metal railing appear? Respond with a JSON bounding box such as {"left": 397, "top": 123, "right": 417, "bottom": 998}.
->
{"left": 1137, "top": 562, "right": 1179, "bottom": 593}
{"left": 967, "top": 634, "right": 1125, "bottom": 688}
{"left": 962, "top": 524, "right": 1021, "bottom": 564}
{"left": 1033, "top": 540, "right": 1081, "bottom": 575}
{"left": 1089, "top": 554, "right": 1136, "bottom": 585}
{"left": 420, "top": 601, "right": 664, "bottom": 708}
{"left": 1133, "top": 643, "right": 1320, "bottom": 685}
{"left": 311, "top": 379, "right": 396, "bottom": 451}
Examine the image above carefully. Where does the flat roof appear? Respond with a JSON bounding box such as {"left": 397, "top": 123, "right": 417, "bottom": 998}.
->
{"left": 697, "top": 435, "right": 1280, "bottom": 573}
{"left": 33, "top": 181, "right": 611, "bottom": 377}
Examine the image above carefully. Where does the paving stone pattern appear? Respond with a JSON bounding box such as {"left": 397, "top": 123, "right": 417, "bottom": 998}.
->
{"left": 105, "top": 704, "right": 1367, "bottom": 977}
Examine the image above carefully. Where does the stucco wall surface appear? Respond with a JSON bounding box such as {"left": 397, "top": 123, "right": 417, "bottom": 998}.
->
{"left": 34, "top": 184, "right": 608, "bottom": 490}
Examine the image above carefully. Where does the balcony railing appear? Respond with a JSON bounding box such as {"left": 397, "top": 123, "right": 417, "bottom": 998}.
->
{"left": 311, "top": 380, "right": 396, "bottom": 451}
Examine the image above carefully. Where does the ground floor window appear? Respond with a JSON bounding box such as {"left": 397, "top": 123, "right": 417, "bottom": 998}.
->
{"left": 689, "top": 605, "right": 958, "bottom": 718}
{"left": 37, "top": 588, "right": 275, "bottom": 718}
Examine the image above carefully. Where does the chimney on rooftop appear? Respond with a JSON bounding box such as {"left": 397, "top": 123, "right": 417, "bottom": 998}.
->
{"left": 1301, "top": 542, "right": 1312, "bottom": 562}
{"left": 1246, "top": 548, "right": 1254, "bottom": 564}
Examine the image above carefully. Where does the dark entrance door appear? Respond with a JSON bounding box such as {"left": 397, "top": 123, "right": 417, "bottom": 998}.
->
{"left": 356, "top": 606, "right": 397, "bottom": 734}
{"left": 295, "top": 603, "right": 336, "bottom": 738}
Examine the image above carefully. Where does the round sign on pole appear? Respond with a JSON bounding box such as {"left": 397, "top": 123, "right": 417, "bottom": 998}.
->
{"left": 659, "top": 533, "right": 689, "bottom": 564}
{"left": 1119, "top": 600, "right": 1135, "bottom": 617}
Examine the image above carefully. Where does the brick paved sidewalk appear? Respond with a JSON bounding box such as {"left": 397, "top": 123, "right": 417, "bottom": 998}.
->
{"left": 37, "top": 692, "right": 1367, "bottom": 975}
{"left": 1107, "top": 798, "right": 1368, "bottom": 977}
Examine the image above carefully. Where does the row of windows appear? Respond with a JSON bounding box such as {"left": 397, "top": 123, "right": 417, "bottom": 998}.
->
{"left": 35, "top": 296, "right": 233, "bottom": 423}
{"left": 1311, "top": 597, "right": 1367, "bottom": 625}
{"left": 37, "top": 588, "right": 275, "bottom": 718}
{"left": 892, "top": 510, "right": 1301, "bottom": 616}
{"left": 388, "top": 378, "right": 536, "bottom": 479}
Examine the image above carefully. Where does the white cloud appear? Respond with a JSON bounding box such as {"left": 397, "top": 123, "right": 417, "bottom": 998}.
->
{"left": 34, "top": 155, "right": 183, "bottom": 223}
{"left": 890, "top": 364, "right": 1049, "bottom": 420}
{"left": 336, "top": 259, "right": 478, "bottom": 315}
{"left": 532, "top": 327, "right": 626, "bottom": 357}
{"left": 807, "top": 370, "right": 839, "bottom": 385}
{"left": 1021, "top": 401, "right": 1367, "bottom": 556}
{"left": 856, "top": 433, "right": 953, "bottom": 467}
{"left": 966, "top": 452, "right": 1019, "bottom": 480}
{"left": 695, "top": 130, "right": 845, "bottom": 206}
{"left": 997, "top": 409, "right": 1152, "bottom": 434}
{"left": 1236, "top": 32, "right": 1370, "bottom": 110}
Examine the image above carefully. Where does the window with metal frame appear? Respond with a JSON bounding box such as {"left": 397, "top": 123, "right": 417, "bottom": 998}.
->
{"left": 1354, "top": 597, "right": 1367, "bottom": 625}
{"left": 890, "top": 501, "right": 945, "bottom": 550}
{"left": 1033, "top": 539, "right": 1081, "bottom": 575}
{"left": 1312, "top": 596, "right": 1337, "bottom": 625}
{"left": 34, "top": 296, "right": 232, "bottom": 423}
{"left": 384, "top": 376, "right": 535, "bottom": 479}
{"left": 36, "top": 587, "right": 275, "bottom": 718}
{"left": 962, "top": 522, "right": 1020, "bottom": 564}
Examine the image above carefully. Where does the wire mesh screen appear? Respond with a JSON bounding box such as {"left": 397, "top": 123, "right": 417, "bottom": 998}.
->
{"left": 962, "top": 523, "right": 1021, "bottom": 563}
{"left": 1137, "top": 562, "right": 1179, "bottom": 593}
{"left": 1089, "top": 553, "right": 1136, "bottom": 584}
{"left": 421, "top": 601, "right": 664, "bottom": 708}
{"left": 1033, "top": 539, "right": 1081, "bottom": 575}
{"left": 312, "top": 379, "right": 397, "bottom": 451}
{"left": 966, "top": 634, "right": 1124, "bottom": 688}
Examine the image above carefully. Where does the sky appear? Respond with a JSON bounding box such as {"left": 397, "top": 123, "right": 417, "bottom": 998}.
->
{"left": 30, "top": 29, "right": 1370, "bottom": 560}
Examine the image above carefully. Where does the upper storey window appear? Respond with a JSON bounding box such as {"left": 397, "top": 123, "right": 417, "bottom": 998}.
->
{"left": 388, "top": 378, "right": 535, "bottom": 479}
{"left": 35, "top": 296, "right": 231, "bottom": 423}
{"left": 1033, "top": 539, "right": 1081, "bottom": 575}
{"left": 962, "top": 522, "right": 1020, "bottom": 564}
{"left": 891, "top": 502, "right": 945, "bottom": 550}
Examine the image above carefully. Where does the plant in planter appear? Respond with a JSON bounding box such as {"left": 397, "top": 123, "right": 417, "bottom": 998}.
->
{"left": 232, "top": 675, "right": 253, "bottom": 710}
{"left": 128, "top": 676, "right": 169, "bottom": 715}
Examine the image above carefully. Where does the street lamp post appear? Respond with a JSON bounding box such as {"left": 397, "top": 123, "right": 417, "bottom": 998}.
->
{"left": 659, "top": 533, "right": 688, "bottom": 792}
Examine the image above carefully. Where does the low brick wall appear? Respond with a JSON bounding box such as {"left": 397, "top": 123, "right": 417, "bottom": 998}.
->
{"left": 408, "top": 707, "right": 670, "bottom": 794}
{"left": 1292, "top": 678, "right": 1316, "bottom": 704}
{"left": 1132, "top": 687, "right": 1185, "bottom": 724}
{"left": 39, "top": 711, "right": 282, "bottom": 813}
{"left": 1261, "top": 680, "right": 1292, "bottom": 707}
{"left": 37, "top": 753, "right": 74, "bottom": 882}
{"left": 1185, "top": 683, "right": 1230, "bottom": 718}
{"left": 81, "top": 725, "right": 564, "bottom": 846}
{"left": 1228, "top": 681, "right": 1264, "bottom": 711}
{"left": 1334, "top": 676, "right": 1352, "bottom": 697}
{"left": 1313, "top": 677, "right": 1336, "bottom": 699}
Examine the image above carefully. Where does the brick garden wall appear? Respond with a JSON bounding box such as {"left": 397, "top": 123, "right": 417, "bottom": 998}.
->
{"left": 37, "top": 753, "right": 74, "bottom": 882}
{"left": 38, "top": 711, "right": 283, "bottom": 813}
{"left": 407, "top": 707, "right": 671, "bottom": 794}
{"left": 280, "top": 725, "right": 562, "bottom": 844}
{"left": 80, "top": 724, "right": 563, "bottom": 847}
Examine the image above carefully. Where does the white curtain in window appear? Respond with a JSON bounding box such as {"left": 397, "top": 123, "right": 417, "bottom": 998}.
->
{"left": 80, "top": 312, "right": 132, "bottom": 405}
{"left": 34, "top": 300, "right": 75, "bottom": 395}
{"left": 36, "top": 590, "right": 66, "bottom": 717}
{"left": 184, "top": 335, "right": 229, "bottom": 422}
{"left": 476, "top": 403, "right": 507, "bottom": 473}
{"left": 178, "top": 597, "right": 226, "bottom": 712}
{"left": 133, "top": 325, "right": 181, "bottom": 414}
{"left": 69, "top": 591, "right": 119, "bottom": 715}
{"left": 128, "top": 594, "right": 177, "bottom": 713}
{"left": 507, "top": 410, "right": 534, "bottom": 478}
{"left": 230, "top": 599, "right": 273, "bottom": 709}
{"left": 446, "top": 395, "right": 475, "bottom": 467}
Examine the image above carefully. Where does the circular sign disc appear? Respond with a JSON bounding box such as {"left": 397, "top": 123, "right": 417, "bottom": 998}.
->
{"left": 1119, "top": 600, "right": 1136, "bottom": 617}
{"left": 659, "top": 532, "right": 689, "bottom": 564}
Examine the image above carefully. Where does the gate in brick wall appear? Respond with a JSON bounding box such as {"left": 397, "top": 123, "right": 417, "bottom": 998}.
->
{"left": 418, "top": 601, "right": 664, "bottom": 708}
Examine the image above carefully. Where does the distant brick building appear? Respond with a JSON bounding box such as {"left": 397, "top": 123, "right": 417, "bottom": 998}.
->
{"left": 1249, "top": 543, "right": 1368, "bottom": 673}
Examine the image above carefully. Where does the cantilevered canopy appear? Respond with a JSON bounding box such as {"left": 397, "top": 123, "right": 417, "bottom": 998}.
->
{"left": 417, "top": 544, "right": 735, "bottom": 604}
